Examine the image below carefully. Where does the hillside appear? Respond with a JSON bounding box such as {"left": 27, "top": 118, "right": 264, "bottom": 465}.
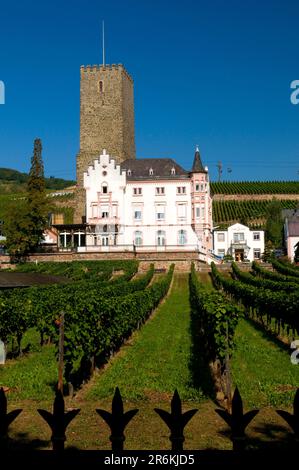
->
{"left": 210, "top": 180, "right": 299, "bottom": 228}
{"left": 0, "top": 168, "right": 76, "bottom": 193}
{"left": 210, "top": 180, "right": 299, "bottom": 195}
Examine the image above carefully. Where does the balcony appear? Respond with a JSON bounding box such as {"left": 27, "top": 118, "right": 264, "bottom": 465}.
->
{"left": 88, "top": 216, "right": 120, "bottom": 225}
{"left": 230, "top": 240, "right": 249, "bottom": 250}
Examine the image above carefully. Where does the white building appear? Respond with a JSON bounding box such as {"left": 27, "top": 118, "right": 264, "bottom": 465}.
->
{"left": 283, "top": 209, "right": 299, "bottom": 261}
{"left": 213, "top": 223, "right": 264, "bottom": 262}
{"left": 69, "top": 147, "right": 213, "bottom": 255}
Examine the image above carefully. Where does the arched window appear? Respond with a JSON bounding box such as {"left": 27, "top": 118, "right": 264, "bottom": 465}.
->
{"left": 99, "top": 80, "right": 104, "bottom": 93}
{"left": 102, "top": 182, "right": 108, "bottom": 194}
{"left": 156, "top": 230, "right": 166, "bottom": 246}
{"left": 134, "top": 230, "right": 143, "bottom": 246}
{"left": 178, "top": 229, "right": 187, "bottom": 245}
{"left": 127, "top": 169, "right": 132, "bottom": 176}
{"left": 149, "top": 167, "right": 154, "bottom": 176}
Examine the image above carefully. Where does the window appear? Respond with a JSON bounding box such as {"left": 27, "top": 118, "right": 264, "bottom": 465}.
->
{"left": 127, "top": 169, "right": 132, "bottom": 176}
{"left": 177, "top": 186, "right": 186, "bottom": 194}
{"left": 156, "top": 205, "right": 165, "bottom": 221}
{"left": 149, "top": 167, "right": 154, "bottom": 176}
{"left": 156, "top": 187, "right": 165, "bottom": 195}
{"left": 134, "top": 231, "right": 143, "bottom": 246}
{"left": 91, "top": 204, "right": 98, "bottom": 218}
{"left": 171, "top": 167, "right": 176, "bottom": 175}
{"left": 177, "top": 204, "right": 187, "bottom": 219}
{"left": 134, "top": 210, "right": 142, "bottom": 220}
{"left": 102, "top": 183, "right": 108, "bottom": 194}
{"left": 195, "top": 207, "right": 200, "bottom": 218}
{"left": 101, "top": 211, "right": 109, "bottom": 218}
{"left": 201, "top": 184, "right": 205, "bottom": 191}
{"left": 233, "top": 232, "right": 245, "bottom": 242}
{"left": 133, "top": 187, "right": 142, "bottom": 195}
{"left": 253, "top": 232, "right": 260, "bottom": 241}
{"left": 178, "top": 229, "right": 187, "bottom": 245}
{"left": 195, "top": 183, "right": 200, "bottom": 191}
{"left": 99, "top": 80, "right": 103, "bottom": 93}
{"left": 254, "top": 249, "right": 261, "bottom": 259}
{"left": 218, "top": 249, "right": 225, "bottom": 257}
{"left": 217, "top": 232, "right": 225, "bottom": 242}
{"left": 157, "top": 230, "right": 166, "bottom": 246}
{"left": 112, "top": 205, "right": 118, "bottom": 217}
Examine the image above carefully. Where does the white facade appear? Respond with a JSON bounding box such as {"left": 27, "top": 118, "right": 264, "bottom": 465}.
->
{"left": 213, "top": 223, "right": 264, "bottom": 262}
{"left": 81, "top": 149, "right": 213, "bottom": 253}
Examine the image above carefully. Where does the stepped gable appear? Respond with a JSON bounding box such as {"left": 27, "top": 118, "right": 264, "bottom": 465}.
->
{"left": 120, "top": 158, "right": 189, "bottom": 180}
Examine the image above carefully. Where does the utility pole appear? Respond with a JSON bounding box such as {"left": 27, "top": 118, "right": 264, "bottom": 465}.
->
{"left": 217, "top": 161, "right": 223, "bottom": 182}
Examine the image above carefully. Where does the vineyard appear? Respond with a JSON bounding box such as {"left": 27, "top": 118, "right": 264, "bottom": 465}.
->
{"left": 1, "top": 259, "right": 299, "bottom": 449}
{"left": 212, "top": 199, "right": 298, "bottom": 225}
{"left": 211, "top": 181, "right": 299, "bottom": 194}
{"left": 0, "top": 260, "right": 175, "bottom": 388}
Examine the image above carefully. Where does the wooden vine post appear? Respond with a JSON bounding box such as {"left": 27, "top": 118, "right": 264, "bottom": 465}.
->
{"left": 58, "top": 311, "right": 65, "bottom": 394}
{"left": 225, "top": 321, "right": 232, "bottom": 412}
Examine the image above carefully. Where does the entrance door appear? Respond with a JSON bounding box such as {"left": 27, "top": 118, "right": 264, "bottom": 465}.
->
{"left": 102, "top": 236, "right": 109, "bottom": 246}
{"left": 235, "top": 249, "right": 244, "bottom": 262}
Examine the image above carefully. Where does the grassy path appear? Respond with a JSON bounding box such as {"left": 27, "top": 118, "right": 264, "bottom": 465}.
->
{"left": 231, "top": 318, "right": 299, "bottom": 408}
{"left": 0, "top": 329, "right": 57, "bottom": 400}
{"left": 85, "top": 273, "right": 205, "bottom": 401}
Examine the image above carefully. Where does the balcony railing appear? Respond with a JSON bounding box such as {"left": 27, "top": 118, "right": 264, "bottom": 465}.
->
{"left": 87, "top": 216, "right": 120, "bottom": 225}
{"left": 76, "top": 244, "right": 200, "bottom": 253}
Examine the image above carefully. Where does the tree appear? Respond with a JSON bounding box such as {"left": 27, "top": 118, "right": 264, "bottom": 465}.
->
{"left": 265, "top": 199, "right": 283, "bottom": 247}
{"left": 26, "top": 138, "right": 49, "bottom": 248}
{"left": 4, "top": 138, "right": 49, "bottom": 259}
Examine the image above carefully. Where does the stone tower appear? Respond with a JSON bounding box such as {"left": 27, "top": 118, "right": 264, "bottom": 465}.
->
{"left": 75, "top": 64, "right": 136, "bottom": 222}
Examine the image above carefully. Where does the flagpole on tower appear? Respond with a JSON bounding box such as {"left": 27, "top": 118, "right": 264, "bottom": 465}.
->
{"left": 102, "top": 20, "right": 105, "bottom": 66}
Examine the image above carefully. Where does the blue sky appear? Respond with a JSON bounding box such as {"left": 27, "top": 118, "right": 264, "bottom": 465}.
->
{"left": 0, "top": 0, "right": 299, "bottom": 181}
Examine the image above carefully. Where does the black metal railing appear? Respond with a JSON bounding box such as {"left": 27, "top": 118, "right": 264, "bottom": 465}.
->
{"left": 1, "top": 386, "right": 298, "bottom": 452}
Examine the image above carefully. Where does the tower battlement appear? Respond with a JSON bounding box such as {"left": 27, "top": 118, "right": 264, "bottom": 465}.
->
{"left": 80, "top": 64, "right": 133, "bottom": 82}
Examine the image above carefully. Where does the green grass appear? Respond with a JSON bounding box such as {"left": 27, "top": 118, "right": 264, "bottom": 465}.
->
{"left": 231, "top": 318, "right": 299, "bottom": 408}
{"left": 0, "top": 328, "right": 58, "bottom": 400}
{"left": 86, "top": 273, "right": 205, "bottom": 401}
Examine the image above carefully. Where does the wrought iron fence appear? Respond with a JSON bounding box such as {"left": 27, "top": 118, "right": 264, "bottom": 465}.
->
{"left": 1, "top": 386, "right": 298, "bottom": 453}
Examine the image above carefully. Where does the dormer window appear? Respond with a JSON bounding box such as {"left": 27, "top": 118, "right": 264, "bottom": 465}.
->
{"left": 127, "top": 169, "right": 132, "bottom": 176}
{"left": 149, "top": 167, "right": 154, "bottom": 176}
{"left": 171, "top": 167, "right": 176, "bottom": 175}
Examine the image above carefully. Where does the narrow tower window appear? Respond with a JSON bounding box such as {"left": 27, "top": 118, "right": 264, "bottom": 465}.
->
{"left": 99, "top": 81, "right": 104, "bottom": 93}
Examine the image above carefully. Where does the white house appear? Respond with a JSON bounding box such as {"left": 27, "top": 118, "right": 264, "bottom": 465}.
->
{"left": 63, "top": 147, "right": 214, "bottom": 256}
{"left": 283, "top": 209, "right": 299, "bottom": 261}
{"left": 213, "top": 223, "right": 264, "bottom": 262}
